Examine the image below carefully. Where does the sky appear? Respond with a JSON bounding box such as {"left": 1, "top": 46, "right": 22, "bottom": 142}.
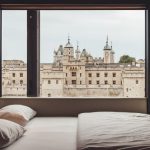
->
{"left": 2, "top": 10, "right": 145, "bottom": 63}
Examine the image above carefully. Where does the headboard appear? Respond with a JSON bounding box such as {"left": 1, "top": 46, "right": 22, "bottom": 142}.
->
{"left": 0, "top": 98, "right": 147, "bottom": 116}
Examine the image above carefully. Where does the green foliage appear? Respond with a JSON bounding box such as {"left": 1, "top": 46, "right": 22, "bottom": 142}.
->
{"left": 119, "top": 55, "right": 135, "bottom": 63}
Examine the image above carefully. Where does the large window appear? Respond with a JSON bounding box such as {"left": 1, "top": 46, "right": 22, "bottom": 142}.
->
{"left": 1, "top": 10, "right": 145, "bottom": 98}
{"left": 2, "top": 10, "right": 27, "bottom": 97}
{"left": 40, "top": 10, "right": 145, "bottom": 98}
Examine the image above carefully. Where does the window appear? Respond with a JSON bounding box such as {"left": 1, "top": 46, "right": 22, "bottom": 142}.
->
{"left": 113, "top": 80, "right": 116, "bottom": 85}
{"left": 1, "top": 10, "right": 143, "bottom": 98}
{"left": 126, "top": 88, "right": 128, "bottom": 92}
{"left": 105, "top": 80, "right": 108, "bottom": 85}
{"left": 136, "top": 80, "right": 139, "bottom": 84}
{"left": 72, "top": 72, "right": 76, "bottom": 76}
{"left": 20, "top": 80, "right": 23, "bottom": 84}
{"left": 56, "top": 80, "right": 59, "bottom": 84}
{"left": 2, "top": 10, "right": 27, "bottom": 97}
{"left": 12, "top": 80, "right": 15, "bottom": 84}
{"left": 72, "top": 80, "right": 76, "bottom": 84}
{"left": 48, "top": 80, "right": 51, "bottom": 84}
{"left": 40, "top": 10, "right": 145, "bottom": 98}
{"left": 12, "top": 73, "right": 15, "bottom": 77}
{"left": 113, "top": 73, "right": 116, "bottom": 77}
{"left": 89, "top": 80, "right": 92, "bottom": 84}
{"left": 20, "top": 73, "right": 23, "bottom": 77}
{"left": 104, "top": 73, "right": 108, "bottom": 77}
{"left": 88, "top": 73, "right": 92, "bottom": 77}
{"left": 96, "top": 73, "right": 100, "bottom": 77}
{"left": 48, "top": 93, "right": 51, "bottom": 97}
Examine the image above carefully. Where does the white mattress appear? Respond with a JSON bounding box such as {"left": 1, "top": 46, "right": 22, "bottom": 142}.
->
{"left": 77, "top": 112, "right": 150, "bottom": 150}
{"left": 3, "top": 117, "right": 77, "bottom": 150}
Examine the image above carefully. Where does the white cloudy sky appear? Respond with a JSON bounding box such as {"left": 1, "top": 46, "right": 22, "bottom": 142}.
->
{"left": 2, "top": 10, "right": 145, "bottom": 63}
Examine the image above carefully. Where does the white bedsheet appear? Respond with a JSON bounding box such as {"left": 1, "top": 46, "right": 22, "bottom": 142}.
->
{"left": 3, "top": 117, "right": 77, "bottom": 150}
{"left": 77, "top": 112, "right": 150, "bottom": 150}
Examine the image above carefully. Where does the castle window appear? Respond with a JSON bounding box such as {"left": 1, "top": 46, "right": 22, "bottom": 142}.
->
{"left": 113, "top": 80, "right": 116, "bottom": 85}
{"left": 104, "top": 80, "right": 108, "bottom": 85}
{"left": 48, "top": 80, "right": 51, "bottom": 84}
{"left": 96, "top": 73, "right": 100, "bottom": 77}
{"left": 12, "top": 80, "right": 15, "bottom": 84}
{"left": 72, "top": 80, "right": 76, "bottom": 84}
{"left": 104, "top": 73, "right": 108, "bottom": 77}
{"left": 136, "top": 80, "right": 139, "bottom": 84}
{"left": 80, "top": 81, "right": 82, "bottom": 84}
{"left": 96, "top": 81, "right": 100, "bottom": 84}
{"left": 113, "top": 73, "right": 116, "bottom": 77}
{"left": 20, "top": 80, "right": 23, "bottom": 84}
{"left": 72, "top": 72, "right": 76, "bottom": 76}
{"left": 48, "top": 93, "right": 51, "bottom": 97}
{"left": 56, "top": 80, "right": 59, "bottom": 84}
{"left": 89, "top": 80, "right": 92, "bottom": 84}
{"left": 66, "top": 80, "right": 68, "bottom": 84}
{"left": 88, "top": 73, "right": 92, "bottom": 77}
{"left": 20, "top": 73, "right": 23, "bottom": 77}
{"left": 80, "top": 73, "right": 82, "bottom": 77}
{"left": 126, "top": 88, "right": 128, "bottom": 92}
{"left": 66, "top": 73, "right": 67, "bottom": 77}
{"left": 12, "top": 73, "right": 15, "bottom": 77}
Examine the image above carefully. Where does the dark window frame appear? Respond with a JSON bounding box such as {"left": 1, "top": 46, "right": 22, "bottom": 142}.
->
{"left": 72, "top": 80, "right": 76, "bottom": 84}
{"left": 88, "top": 73, "right": 92, "bottom": 77}
{"left": 20, "top": 73, "right": 23, "bottom": 77}
{"left": 0, "top": 0, "right": 149, "bottom": 113}
{"left": 72, "top": 72, "right": 76, "bottom": 76}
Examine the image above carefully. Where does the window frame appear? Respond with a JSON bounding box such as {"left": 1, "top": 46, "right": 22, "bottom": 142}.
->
{"left": 0, "top": 0, "right": 149, "bottom": 113}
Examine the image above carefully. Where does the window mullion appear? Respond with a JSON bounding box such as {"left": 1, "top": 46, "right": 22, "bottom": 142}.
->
{"left": 27, "top": 10, "right": 40, "bottom": 97}
{"left": 0, "top": 10, "right": 2, "bottom": 97}
{"left": 145, "top": 8, "right": 150, "bottom": 113}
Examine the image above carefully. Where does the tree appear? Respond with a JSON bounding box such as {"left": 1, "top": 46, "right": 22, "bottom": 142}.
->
{"left": 119, "top": 55, "right": 135, "bottom": 63}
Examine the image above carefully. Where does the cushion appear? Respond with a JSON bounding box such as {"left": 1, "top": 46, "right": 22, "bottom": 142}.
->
{"left": 0, "top": 119, "right": 25, "bottom": 148}
{"left": 0, "top": 105, "right": 37, "bottom": 121}
{"left": 0, "top": 110, "right": 27, "bottom": 126}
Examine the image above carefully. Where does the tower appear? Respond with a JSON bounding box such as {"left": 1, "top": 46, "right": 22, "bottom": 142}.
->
{"left": 103, "top": 35, "right": 115, "bottom": 63}
{"left": 75, "top": 41, "right": 81, "bottom": 60}
{"left": 63, "top": 35, "right": 74, "bottom": 62}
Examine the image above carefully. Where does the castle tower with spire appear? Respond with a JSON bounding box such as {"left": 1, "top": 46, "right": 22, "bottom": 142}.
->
{"left": 103, "top": 35, "right": 115, "bottom": 63}
{"left": 75, "top": 41, "right": 81, "bottom": 60}
{"left": 63, "top": 35, "right": 74, "bottom": 62}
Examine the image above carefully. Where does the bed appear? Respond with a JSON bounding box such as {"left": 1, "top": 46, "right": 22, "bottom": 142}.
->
{"left": 0, "top": 98, "right": 147, "bottom": 150}
{"left": 2, "top": 117, "right": 77, "bottom": 150}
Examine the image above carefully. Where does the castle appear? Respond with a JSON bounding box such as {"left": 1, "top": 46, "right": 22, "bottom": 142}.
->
{"left": 2, "top": 36, "right": 145, "bottom": 97}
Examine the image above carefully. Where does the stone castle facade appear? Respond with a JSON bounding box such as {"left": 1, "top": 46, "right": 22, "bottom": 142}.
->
{"left": 2, "top": 37, "right": 145, "bottom": 97}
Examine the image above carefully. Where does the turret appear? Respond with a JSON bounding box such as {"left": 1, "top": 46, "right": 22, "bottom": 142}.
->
{"left": 63, "top": 35, "right": 74, "bottom": 62}
{"left": 75, "top": 41, "right": 81, "bottom": 60}
{"left": 103, "top": 35, "right": 115, "bottom": 63}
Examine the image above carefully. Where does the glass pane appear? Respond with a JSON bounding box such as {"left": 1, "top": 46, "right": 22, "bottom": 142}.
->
{"left": 2, "top": 10, "right": 27, "bottom": 97}
{"left": 40, "top": 10, "right": 145, "bottom": 98}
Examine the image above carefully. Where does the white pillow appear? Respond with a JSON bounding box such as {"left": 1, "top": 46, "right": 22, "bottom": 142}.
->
{"left": 1, "top": 105, "right": 37, "bottom": 121}
{"left": 0, "top": 110, "right": 27, "bottom": 126}
{"left": 0, "top": 119, "right": 25, "bottom": 148}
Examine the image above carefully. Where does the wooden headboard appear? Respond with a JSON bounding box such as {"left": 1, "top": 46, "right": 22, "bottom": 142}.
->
{"left": 0, "top": 98, "right": 147, "bottom": 116}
